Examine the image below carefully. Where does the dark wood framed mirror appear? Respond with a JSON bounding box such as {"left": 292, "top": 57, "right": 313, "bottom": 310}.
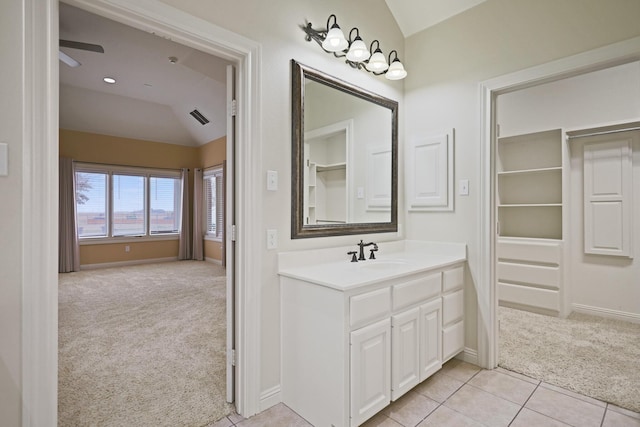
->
{"left": 291, "top": 60, "right": 398, "bottom": 238}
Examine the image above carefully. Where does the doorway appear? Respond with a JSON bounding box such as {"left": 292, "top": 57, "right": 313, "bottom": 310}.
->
{"left": 22, "top": 0, "right": 263, "bottom": 422}
{"left": 477, "top": 36, "right": 640, "bottom": 371}
{"left": 58, "top": 3, "right": 237, "bottom": 423}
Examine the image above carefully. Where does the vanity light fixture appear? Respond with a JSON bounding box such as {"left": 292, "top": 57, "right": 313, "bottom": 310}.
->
{"left": 302, "top": 14, "right": 407, "bottom": 80}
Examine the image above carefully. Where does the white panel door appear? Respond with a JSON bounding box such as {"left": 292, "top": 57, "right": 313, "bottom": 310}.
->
{"left": 406, "top": 131, "right": 454, "bottom": 211}
{"left": 350, "top": 318, "right": 391, "bottom": 427}
{"left": 366, "top": 146, "right": 392, "bottom": 210}
{"left": 391, "top": 308, "right": 420, "bottom": 401}
{"left": 583, "top": 134, "right": 634, "bottom": 257}
{"left": 419, "top": 298, "right": 442, "bottom": 381}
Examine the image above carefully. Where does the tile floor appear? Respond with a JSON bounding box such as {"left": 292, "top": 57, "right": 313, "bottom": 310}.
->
{"left": 209, "top": 359, "right": 640, "bottom": 427}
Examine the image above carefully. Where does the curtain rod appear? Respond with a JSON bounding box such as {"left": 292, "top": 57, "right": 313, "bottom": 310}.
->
{"left": 72, "top": 159, "right": 187, "bottom": 172}
{"left": 566, "top": 125, "right": 640, "bottom": 140}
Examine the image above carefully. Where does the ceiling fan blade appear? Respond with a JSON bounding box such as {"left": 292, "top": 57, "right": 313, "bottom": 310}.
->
{"left": 59, "top": 50, "right": 81, "bottom": 67}
{"left": 59, "top": 39, "right": 104, "bottom": 53}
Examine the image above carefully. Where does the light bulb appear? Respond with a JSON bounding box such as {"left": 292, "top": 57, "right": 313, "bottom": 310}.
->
{"left": 385, "top": 60, "right": 407, "bottom": 80}
{"left": 366, "top": 50, "right": 388, "bottom": 72}
{"left": 346, "top": 37, "right": 370, "bottom": 62}
{"left": 322, "top": 25, "right": 348, "bottom": 52}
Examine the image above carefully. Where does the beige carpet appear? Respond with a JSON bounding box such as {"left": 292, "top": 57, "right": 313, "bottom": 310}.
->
{"left": 58, "top": 261, "right": 233, "bottom": 426}
{"left": 499, "top": 306, "right": 640, "bottom": 412}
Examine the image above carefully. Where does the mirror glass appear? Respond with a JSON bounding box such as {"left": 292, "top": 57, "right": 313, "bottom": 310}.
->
{"left": 291, "top": 60, "right": 398, "bottom": 238}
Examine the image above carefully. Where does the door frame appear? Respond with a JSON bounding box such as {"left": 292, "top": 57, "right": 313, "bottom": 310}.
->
{"left": 23, "top": 0, "right": 263, "bottom": 423}
{"left": 477, "top": 36, "right": 640, "bottom": 369}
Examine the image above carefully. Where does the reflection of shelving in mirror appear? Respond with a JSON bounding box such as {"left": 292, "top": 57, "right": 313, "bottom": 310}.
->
{"left": 304, "top": 121, "right": 350, "bottom": 225}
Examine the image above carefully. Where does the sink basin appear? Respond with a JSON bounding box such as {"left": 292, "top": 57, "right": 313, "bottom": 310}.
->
{"left": 358, "top": 260, "right": 410, "bottom": 270}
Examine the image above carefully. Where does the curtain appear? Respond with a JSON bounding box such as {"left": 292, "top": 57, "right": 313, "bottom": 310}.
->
{"left": 59, "top": 157, "right": 80, "bottom": 272}
{"left": 178, "top": 168, "right": 191, "bottom": 260}
{"left": 192, "top": 168, "right": 204, "bottom": 260}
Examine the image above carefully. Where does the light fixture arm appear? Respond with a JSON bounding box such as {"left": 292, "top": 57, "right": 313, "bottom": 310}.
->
{"left": 301, "top": 15, "right": 407, "bottom": 80}
{"left": 302, "top": 22, "right": 347, "bottom": 59}
{"left": 348, "top": 27, "right": 360, "bottom": 44}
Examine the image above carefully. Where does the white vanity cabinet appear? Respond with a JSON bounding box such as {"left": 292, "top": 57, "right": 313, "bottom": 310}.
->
{"left": 442, "top": 266, "right": 465, "bottom": 362}
{"left": 280, "top": 260, "right": 465, "bottom": 427}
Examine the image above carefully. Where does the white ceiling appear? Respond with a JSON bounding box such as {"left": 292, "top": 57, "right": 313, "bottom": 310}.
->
{"left": 59, "top": 3, "right": 232, "bottom": 147}
{"left": 385, "top": 0, "right": 487, "bottom": 37}
{"left": 59, "top": 1, "right": 485, "bottom": 147}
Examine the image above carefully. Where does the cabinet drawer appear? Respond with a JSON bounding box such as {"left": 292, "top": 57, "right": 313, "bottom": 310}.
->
{"left": 442, "top": 289, "right": 464, "bottom": 326}
{"left": 442, "top": 321, "right": 464, "bottom": 362}
{"left": 350, "top": 288, "right": 391, "bottom": 329}
{"left": 392, "top": 272, "right": 441, "bottom": 311}
{"left": 442, "top": 265, "right": 464, "bottom": 293}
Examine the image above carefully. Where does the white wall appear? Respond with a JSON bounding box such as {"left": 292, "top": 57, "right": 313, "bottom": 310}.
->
{"left": 498, "top": 62, "right": 640, "bottom": 137}
{"left": 403, "top": 0, "right": 640, "bottom": 353}
{"left": 497, "top": 62, "right": 640, "bottom": 320}
{"left": 0, "top": 0, "right": 25, "bottom": 425}
{"left": 158, "top": 0, "right": 406, "bottom": 407}
{"left": 5, "top": 0, "right": 640, "bottom": 422}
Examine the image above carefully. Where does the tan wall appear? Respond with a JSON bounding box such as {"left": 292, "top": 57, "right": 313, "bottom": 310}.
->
{"left": 204, "top": 239, "right": 224, "bottom": 261}
{"left": 199, "top": 135, "right": 226, "bottom": 168}
{"left": 60, "top": 129, "right": 200, "bottom": 265}
{"left": 60, "top": 128, "right": 199, "bottom": 167}
{"left": 80, "top": 240, "right": 179, "bottom": 265}
{"left": 199, "top": 136, "right": 226, "bottom": 262}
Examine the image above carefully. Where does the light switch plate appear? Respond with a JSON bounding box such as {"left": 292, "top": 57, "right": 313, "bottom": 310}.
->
{"left": 459, "top": 179, "right": 469, "bottom": 196}
{"left": 0, "top": 143, "right": 7, "bottom": 176}
{"left": 267, "top": 170, "right": 278, "bottom": 191}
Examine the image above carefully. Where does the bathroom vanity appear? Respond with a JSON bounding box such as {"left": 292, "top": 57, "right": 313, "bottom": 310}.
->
{"left": 278, "top": 240, "right": 466, "bottom": 427}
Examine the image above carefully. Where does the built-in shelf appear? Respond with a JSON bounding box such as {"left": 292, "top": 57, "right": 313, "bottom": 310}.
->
{"left": 498, "top": 203, "right": 562, "bottom": 208}
{"left": 316, "top": 162, "right": 346, "bottom": 172}
{"left": 496, "top": 129, "right": 563, "bottom": 239}
{"left": 495, "top": 128, "right": 567, "bottom": 317}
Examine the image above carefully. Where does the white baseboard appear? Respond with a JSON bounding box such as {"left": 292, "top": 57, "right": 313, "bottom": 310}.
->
{"left": 259, "top": 385, "right": 281, "bottom": 412}
{"left": 80, "top": 257, "right": 178, "bottom": 270}
{"left": 456, "top": 347, "right": 479, "bottom": 366}
{"left": 205, "top": 257, "right": 223, "bottom": 265}
{"left": 571, "top": 303, "right": 640, "bottom": 324}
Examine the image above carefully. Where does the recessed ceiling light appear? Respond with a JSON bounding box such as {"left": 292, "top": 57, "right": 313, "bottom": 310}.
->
{"left": 103, "top": 77, "right": 116, "bottom": 84}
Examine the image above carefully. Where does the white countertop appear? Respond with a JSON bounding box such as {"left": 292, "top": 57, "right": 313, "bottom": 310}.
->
{"left": 278, "top": 240, "right": 466, "bottom": 291}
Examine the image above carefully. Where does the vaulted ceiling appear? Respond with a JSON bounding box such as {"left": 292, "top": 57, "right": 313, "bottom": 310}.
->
{"left": 59, "top": 3, "right": 232, "bottom": 147}
{"left": 59, "top": 1, "right": 486, "bottom": 147}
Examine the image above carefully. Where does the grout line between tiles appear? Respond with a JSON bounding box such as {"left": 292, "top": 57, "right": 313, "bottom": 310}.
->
{"left": 600, "top": 403, "right": 608, "bottom": 427}
{"left": 507, "top": 381, "right": 541, "bottom": 427}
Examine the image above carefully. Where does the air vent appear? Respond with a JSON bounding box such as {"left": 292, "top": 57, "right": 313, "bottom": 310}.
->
{"left": 189, "top": 109, "right": 210, "bottom": 125}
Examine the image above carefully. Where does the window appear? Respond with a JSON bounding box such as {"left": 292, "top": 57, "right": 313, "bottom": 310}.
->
{"left": 204, "top": 166, "right": 224, "bottom": 240}
{"left": 112, "top": 174, "right": 145, "bottom": 237}
{"left": 150, "top": 177, "right": 181, "bottom": 234}
{"left": 75, "top": 164, "right": 182, "bottom": 240}
{"left": 76, "top": 171, "right": 108, "bottom": 238}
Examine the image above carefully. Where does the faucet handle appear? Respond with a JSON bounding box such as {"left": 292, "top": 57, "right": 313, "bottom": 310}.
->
{"left": 347, "top": 251, "right": 358, "bottom": 262}
{"left": 369, "top": 247, "right": 378, "bottom": 260}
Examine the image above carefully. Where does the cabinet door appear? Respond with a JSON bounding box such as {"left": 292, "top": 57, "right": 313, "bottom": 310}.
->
{"left": 350, "top": 318, "right": 391, "bottom": 427}
{"left": 391, "top": 307, "right": 420, "bottom": 401}
{"left": 420, "top": 298, "right": 442, "bottom": 381}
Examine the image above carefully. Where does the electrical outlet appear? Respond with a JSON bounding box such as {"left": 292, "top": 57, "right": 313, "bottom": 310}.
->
{"left": 125, "top": 245, "right": 130, "bottom": 253}
{"left": 267, "top": 170, "right": 278, "bottom": 191}
{"left": 266, "top": 229, "right": 277, "bottom": 249}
